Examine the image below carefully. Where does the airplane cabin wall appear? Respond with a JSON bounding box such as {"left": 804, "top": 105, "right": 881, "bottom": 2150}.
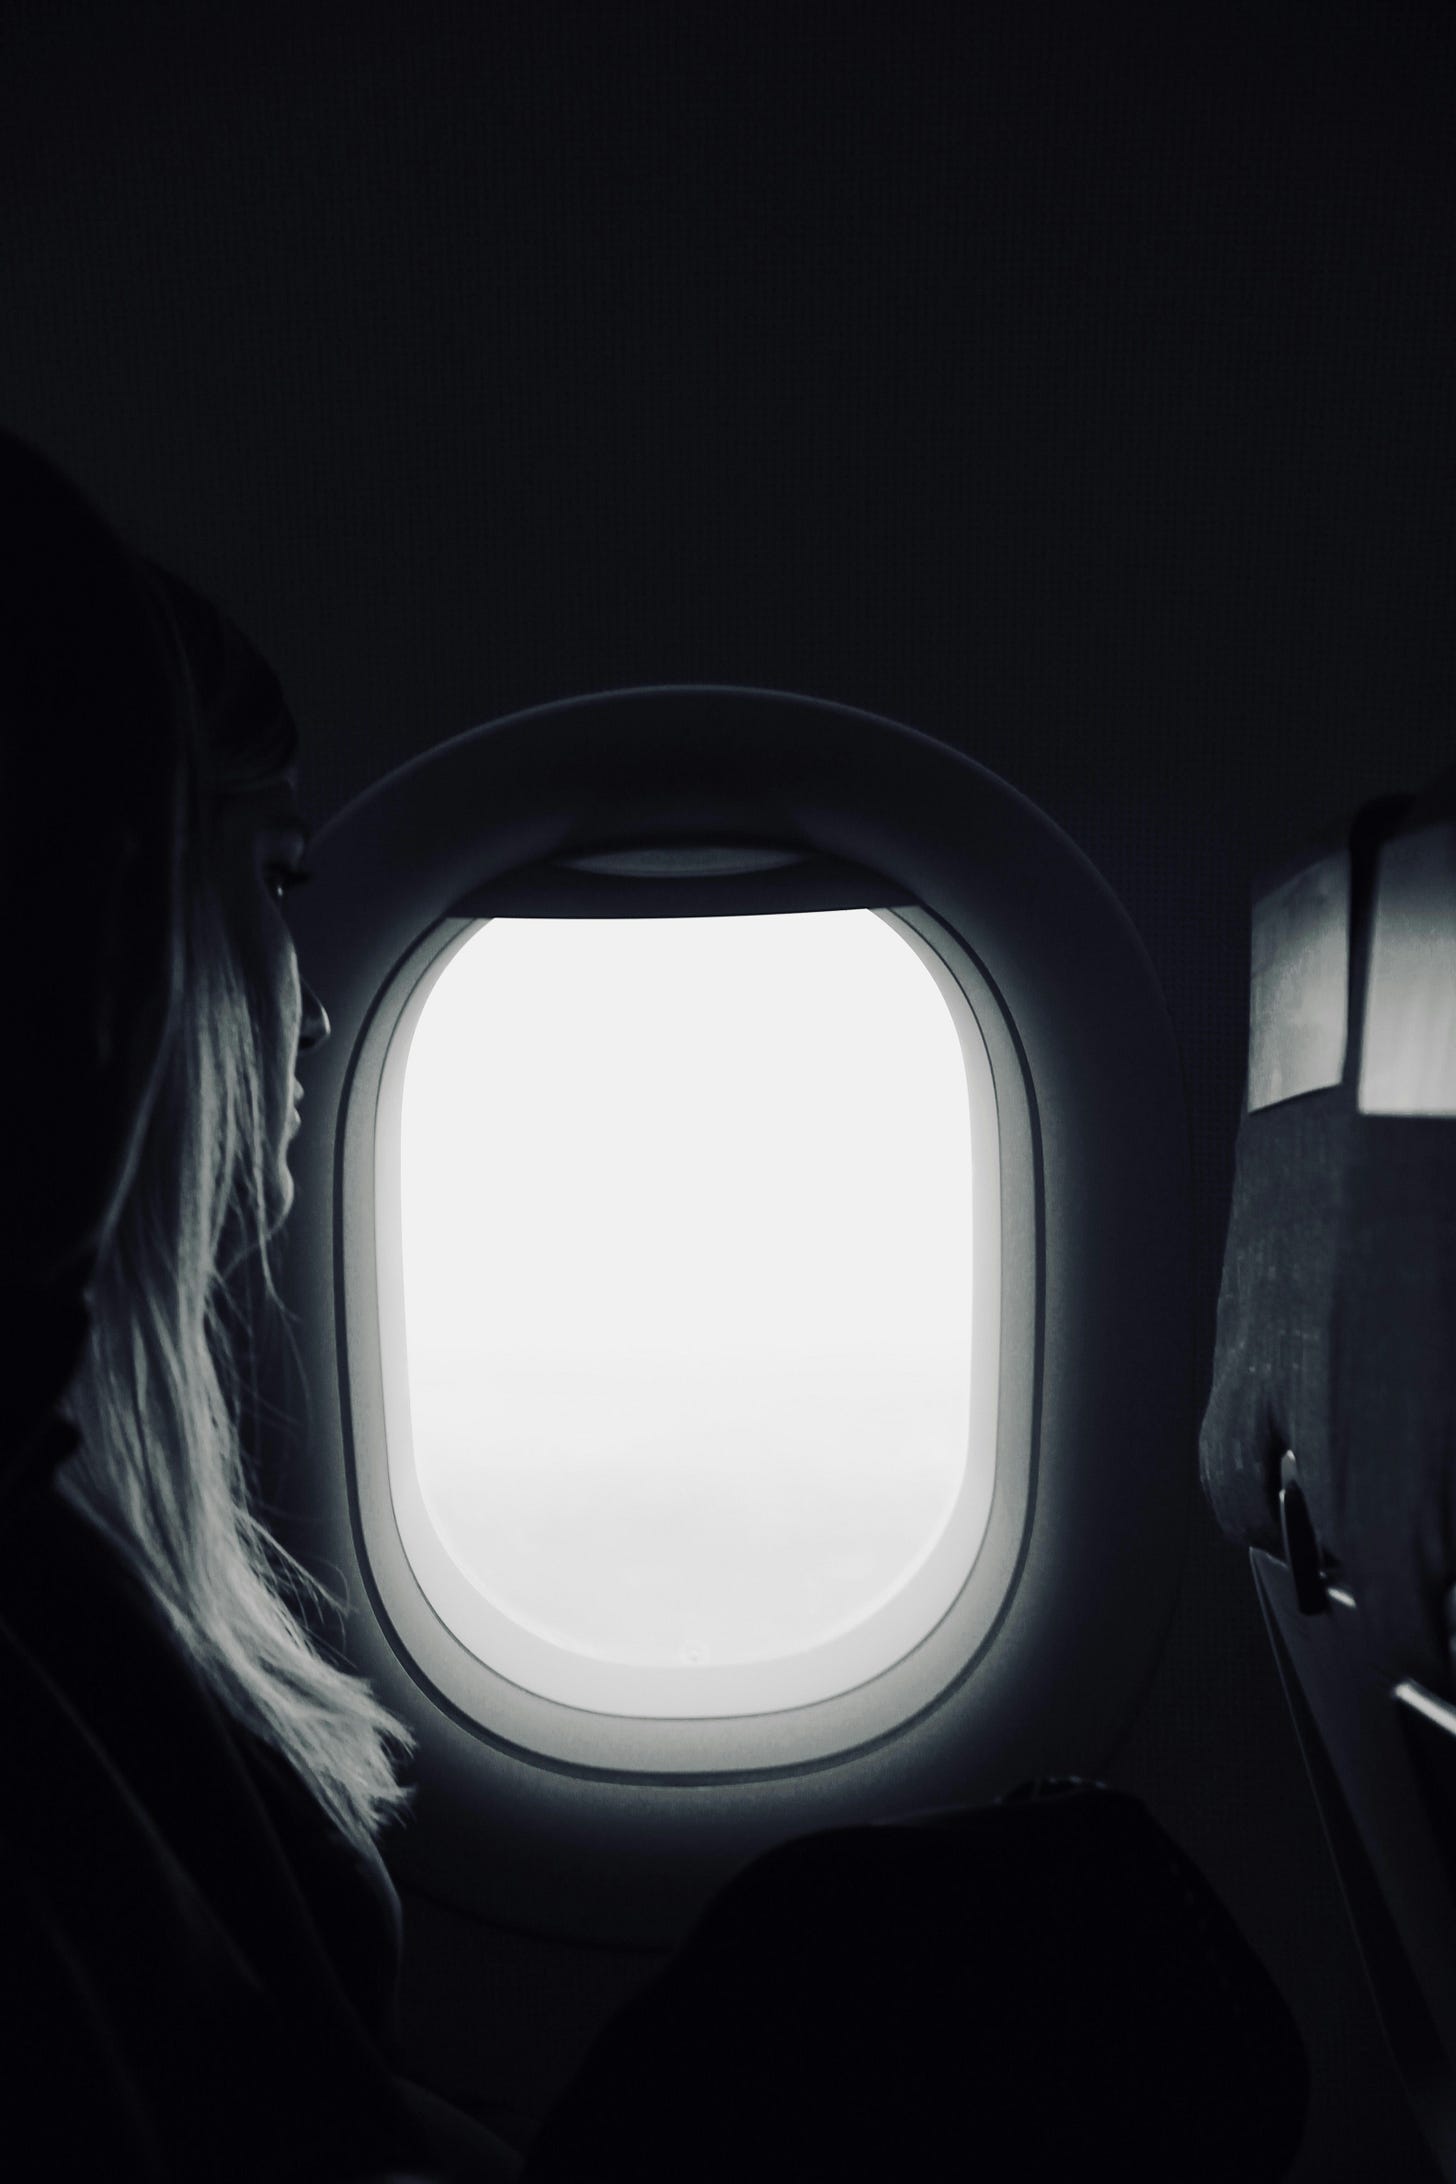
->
{"left": 1, "top": 7, "right": 1453, "bottom": 2175}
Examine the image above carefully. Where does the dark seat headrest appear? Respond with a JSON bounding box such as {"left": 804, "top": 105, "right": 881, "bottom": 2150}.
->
{"left": 525, "top": 1783, "right": 1308, "bottom": 2182}
{"left": 1201, "top": 762, "right": 1456, "bottom": 1690}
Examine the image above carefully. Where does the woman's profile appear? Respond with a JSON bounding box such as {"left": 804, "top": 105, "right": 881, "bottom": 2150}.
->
{"left": 0, "top": 469, "right": 518, "bottom": 2179}
{"left": 57, "top": 563, "right": 414, "bottom": 1877}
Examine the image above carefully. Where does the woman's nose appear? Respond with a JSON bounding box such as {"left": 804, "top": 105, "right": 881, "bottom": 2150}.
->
{"left": 298, "top": 980, "right": 331, "bottom": 1052}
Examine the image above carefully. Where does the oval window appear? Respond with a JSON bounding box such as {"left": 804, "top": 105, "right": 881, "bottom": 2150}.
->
{"left": 390, "top": 908, "right": 988, "bottom": 1714}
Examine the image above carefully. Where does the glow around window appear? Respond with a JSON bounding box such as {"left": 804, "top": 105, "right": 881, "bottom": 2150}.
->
{"left": 386, "top": 909, "right": 992, "bottom": 1717}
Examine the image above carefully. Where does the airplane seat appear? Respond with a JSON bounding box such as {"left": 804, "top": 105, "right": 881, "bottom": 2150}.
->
{"left": 1201, "top": 760, "right": 1456, "bottom": 2177}
{"left": 524, "top": 1780, "right": 1307, "bottom": 2181}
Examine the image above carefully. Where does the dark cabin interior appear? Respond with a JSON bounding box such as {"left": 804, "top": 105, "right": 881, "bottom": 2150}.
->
{"left": 3, "top": 7, "right": 1454, "bottom": 2177}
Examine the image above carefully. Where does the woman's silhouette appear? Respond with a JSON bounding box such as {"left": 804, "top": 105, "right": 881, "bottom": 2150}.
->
{"left": 0, "top": 443, "right": 515, "bottom": 2180}
{"left": 57, "top": 562, "right": 413, "bottom": 1882}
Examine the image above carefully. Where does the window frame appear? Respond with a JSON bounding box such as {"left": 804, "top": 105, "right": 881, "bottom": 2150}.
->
{"left": 276, "top": 684, "right": 1192, "bottom": 1944}
{"left": 343, "top": 897, "right": 1037, "bottom": 1774}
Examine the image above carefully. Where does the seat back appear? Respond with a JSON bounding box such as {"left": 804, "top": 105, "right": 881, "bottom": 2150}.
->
{"left": 1202, "top": 762, "right": 1456, "bottom": 2178}
{"left": 1252, "top": 1530, "right": 1456, "bottom": 2170}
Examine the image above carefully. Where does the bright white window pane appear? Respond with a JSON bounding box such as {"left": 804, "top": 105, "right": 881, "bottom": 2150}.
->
{"left": 394, "top": 910, "right": 980, "bottom": 1708}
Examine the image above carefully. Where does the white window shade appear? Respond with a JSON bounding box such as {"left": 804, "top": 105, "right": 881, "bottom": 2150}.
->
{"left": 385, "top": 908, "right": 993, "bottom": 1717}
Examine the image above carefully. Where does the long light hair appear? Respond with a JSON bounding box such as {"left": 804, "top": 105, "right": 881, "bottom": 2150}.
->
{"left": 60, "top": 576, "right": 412, "bottom": 1858}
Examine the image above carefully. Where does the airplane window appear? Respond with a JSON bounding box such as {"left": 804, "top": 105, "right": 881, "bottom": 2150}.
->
{"left": 385, "top": 908, "right": 989, "bottom": 1718}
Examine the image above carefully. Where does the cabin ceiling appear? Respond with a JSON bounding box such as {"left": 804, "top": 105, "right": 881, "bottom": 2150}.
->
{"left": 2, "top": 3, "right": 1451, "bottom": 844}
